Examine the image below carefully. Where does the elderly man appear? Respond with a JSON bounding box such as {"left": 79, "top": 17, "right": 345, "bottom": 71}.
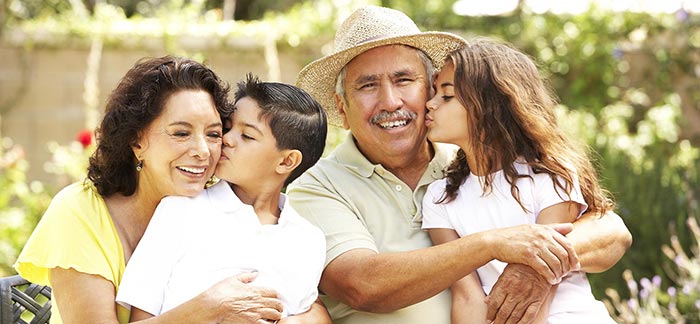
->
{"left": 288, "top": 5, "right": 631, "bottom": 324}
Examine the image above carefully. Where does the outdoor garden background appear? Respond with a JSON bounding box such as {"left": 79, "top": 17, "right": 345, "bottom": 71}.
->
{"left": 0, "top": 0, "right": 699, "bottom": 322}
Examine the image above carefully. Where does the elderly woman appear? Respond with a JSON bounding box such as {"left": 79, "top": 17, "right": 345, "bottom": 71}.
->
{"left": 14, "top": 56, "right": 328, "bottom": 324}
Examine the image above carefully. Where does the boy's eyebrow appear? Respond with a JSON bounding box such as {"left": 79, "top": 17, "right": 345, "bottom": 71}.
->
{"left": 242, "top": 122, "right": 264, "bottom": 135}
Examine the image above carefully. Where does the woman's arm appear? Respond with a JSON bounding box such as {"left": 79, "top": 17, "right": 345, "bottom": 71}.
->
{"left": 51, "top": 268, "right": 284, "bottom": 324}
{"left": 50, "top": 268, "right": 123, "bottom": 324}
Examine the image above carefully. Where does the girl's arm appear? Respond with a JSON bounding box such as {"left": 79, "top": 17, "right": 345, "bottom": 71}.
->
{"left": 525, "top": 200, "right": 582, "bottom": 323}
{"left": 451, "top": 274, "right": 487, "bottom": 324}
{"left": 428, "top": 228, "right": 488, "bottom": 324}
{"left": 532, "top": 285, "right": 557, "bottom": 324}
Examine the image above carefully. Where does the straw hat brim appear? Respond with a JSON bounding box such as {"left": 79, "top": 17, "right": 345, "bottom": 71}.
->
{"left": 296, "top": 32, "right": 467, "bottom": 127}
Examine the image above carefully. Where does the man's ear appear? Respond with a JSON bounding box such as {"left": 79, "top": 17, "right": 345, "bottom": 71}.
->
{"left": 276, "top": 149, "right": 302, "bottom": 177}
{"left": 334, "top": 93, "right": 351, "bottom": 130}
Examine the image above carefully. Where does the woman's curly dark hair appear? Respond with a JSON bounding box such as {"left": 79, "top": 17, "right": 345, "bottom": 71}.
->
{"left": 87, "top": 56, "right": 233, "bottom": 197}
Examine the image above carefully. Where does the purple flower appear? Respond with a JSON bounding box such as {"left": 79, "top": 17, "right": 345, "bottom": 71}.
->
{"left": 641, "top": 277, "right": 651, "bottom": 289}
{"left": 653, "top": 276, "right": 662, "bottom": 287}
{"left": 628, "top": 299, "right": 638, "bottom": 310}
{"left": 640, "top": 288, "right": 650, "bottom": 299}
{"left": 683, "top": 286, "right": 691, "bottom": 294}
{"left": 613, "top": 47, "right": 623, "bottom": 60}
{"left": 676, "top": 8, "right": 689, "bottom": 22}
{"left": 668, "top": 286, "right": 677, "bottom": 297}
{"left": 628, "top": 279, "right": 639, "bottom": 291}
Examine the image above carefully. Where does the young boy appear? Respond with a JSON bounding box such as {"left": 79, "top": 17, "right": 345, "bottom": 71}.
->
{"left": 116, "top": 74, "right": 328, "bottom": 321}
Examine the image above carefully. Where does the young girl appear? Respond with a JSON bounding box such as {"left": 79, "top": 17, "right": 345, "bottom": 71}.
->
{"left": 422, "top": 38, "right": 615, "bottom": 323}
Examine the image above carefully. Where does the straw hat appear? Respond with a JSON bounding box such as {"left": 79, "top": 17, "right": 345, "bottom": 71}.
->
{"left": 296, "top": 5, "right": 467, "bottom": 127}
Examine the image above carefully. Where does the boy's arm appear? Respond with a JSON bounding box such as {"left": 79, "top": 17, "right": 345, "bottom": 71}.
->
{"left": 428, "top": 228, "right": 488, "bottom": 324}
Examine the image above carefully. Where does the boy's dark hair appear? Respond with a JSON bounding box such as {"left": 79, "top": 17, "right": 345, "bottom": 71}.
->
{"left": 235, "top": 73, "right": 327, "bottom": 186}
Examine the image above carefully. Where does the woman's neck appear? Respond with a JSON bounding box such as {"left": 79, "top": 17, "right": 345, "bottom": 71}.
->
{"left": 104, "top": 189, "right": 160, "bottom": 261}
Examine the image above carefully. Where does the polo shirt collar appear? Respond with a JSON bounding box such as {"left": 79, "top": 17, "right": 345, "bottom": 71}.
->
{"left": 333, "top": 132, "right": 455, "bottom": 181}
{"left": 334, "top": 133, "right": 376, "bottom": 178}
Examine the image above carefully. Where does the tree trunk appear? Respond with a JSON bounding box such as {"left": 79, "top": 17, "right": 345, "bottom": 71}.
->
{"left": 223, "top": 0, "right": 236, "bottom": 21}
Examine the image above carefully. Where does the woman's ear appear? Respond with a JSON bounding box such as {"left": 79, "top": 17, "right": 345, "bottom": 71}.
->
{"left": 132, "top": 133, "right": 147, "bottom": 160}
{"left": 276, "top": 149, "right": 302, "bottom": 177}
{"left": 132, "top": 142, "right": 142, "bottom": 157}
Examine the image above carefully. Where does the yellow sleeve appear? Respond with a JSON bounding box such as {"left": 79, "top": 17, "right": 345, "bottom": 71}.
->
{"left": 14, "top": 181, "right": 125, "bottom": 288}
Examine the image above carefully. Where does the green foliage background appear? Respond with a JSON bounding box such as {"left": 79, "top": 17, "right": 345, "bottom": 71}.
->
{"left": 1, "top": 0, "right": 699, "bottom": 320}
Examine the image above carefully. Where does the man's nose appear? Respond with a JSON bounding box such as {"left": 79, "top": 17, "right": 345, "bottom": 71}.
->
{"left": 377, "top": 81, "right": 402, "bottom": 111}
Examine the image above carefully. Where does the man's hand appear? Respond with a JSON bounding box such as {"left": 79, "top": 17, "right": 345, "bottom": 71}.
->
{"left": 489, "top": 223, "right": 579, "bottom": 284}
{"left": 485, "top": 264, "right": 551, "bottom": 324}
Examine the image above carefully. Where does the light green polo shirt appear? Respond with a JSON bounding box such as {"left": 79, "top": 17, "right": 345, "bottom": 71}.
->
{"left": 287, "top": 133, "right": 456, "bottom": 324}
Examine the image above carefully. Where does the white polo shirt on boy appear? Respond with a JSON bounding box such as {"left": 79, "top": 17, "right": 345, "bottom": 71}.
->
{"left": 116, "top": 180, "right": 326, "bottom": 317}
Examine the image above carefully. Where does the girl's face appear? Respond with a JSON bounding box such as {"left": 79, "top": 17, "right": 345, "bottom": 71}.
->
{"left": 425, "top": 61, "right": 471, "bottom": 150}
{"left": 133, "top": 90, "right": 223, "bottom": 199}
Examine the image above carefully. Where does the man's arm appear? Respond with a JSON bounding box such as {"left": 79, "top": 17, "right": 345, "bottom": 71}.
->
{"left": 279, "top": 298, "right": 331, "bottom": 324}
{"left": 485, "top": 210, "right": 633, "bottom": 324}
{"left": 568, "top": 210, "right": 633, "bottom": 272}
{"left": 319, "top": 223, "right": 577, "bottom": 313}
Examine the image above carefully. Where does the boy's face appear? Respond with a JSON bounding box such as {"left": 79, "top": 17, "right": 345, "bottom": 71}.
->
{"left": 215, "top": 97, "right": 282, "bottom": 187}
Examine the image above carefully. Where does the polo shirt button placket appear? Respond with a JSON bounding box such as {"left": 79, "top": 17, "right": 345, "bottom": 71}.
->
{"left": 395, "top": 185, "right": 402, "bottom": 192}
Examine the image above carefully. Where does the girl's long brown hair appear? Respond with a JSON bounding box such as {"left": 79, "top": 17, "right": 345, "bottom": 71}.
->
{"left": 439, "top": 38, "right": 614, "bottom": 214}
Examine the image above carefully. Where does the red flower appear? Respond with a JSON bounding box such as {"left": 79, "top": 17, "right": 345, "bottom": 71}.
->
{"left": 76, "top": 129, "right": 93, "bottom": 148}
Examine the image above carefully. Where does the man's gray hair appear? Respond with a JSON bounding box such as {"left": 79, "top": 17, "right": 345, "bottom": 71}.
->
{"left": 334, "top": 47, "right": 436, "bottom": 105}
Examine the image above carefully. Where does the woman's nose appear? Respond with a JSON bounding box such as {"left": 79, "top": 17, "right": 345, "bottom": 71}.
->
{"left": 191, "top": 135, "right": 211, "bottom": 159}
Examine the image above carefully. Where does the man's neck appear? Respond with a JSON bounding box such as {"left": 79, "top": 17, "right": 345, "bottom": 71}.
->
{"left": 373, "top": 141, "right": 434, "bottom": 190}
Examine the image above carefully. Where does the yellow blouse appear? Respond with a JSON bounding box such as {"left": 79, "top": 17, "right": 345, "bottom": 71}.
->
{"left": 14, "top": 181, "right": 130, "bottom": 323}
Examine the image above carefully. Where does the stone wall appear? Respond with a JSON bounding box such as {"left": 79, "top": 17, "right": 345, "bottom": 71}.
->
{"left": 0, "top": 42, "right": 317, "bottom": 185}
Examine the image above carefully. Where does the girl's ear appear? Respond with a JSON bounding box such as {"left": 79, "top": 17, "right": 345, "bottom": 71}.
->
{"left": 276, "top": 149, "right": 302, "bottom": 177}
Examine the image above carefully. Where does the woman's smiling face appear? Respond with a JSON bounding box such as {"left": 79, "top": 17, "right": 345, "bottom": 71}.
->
{"left": 134, "top": 90, "right": 223, "bottom": 198}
